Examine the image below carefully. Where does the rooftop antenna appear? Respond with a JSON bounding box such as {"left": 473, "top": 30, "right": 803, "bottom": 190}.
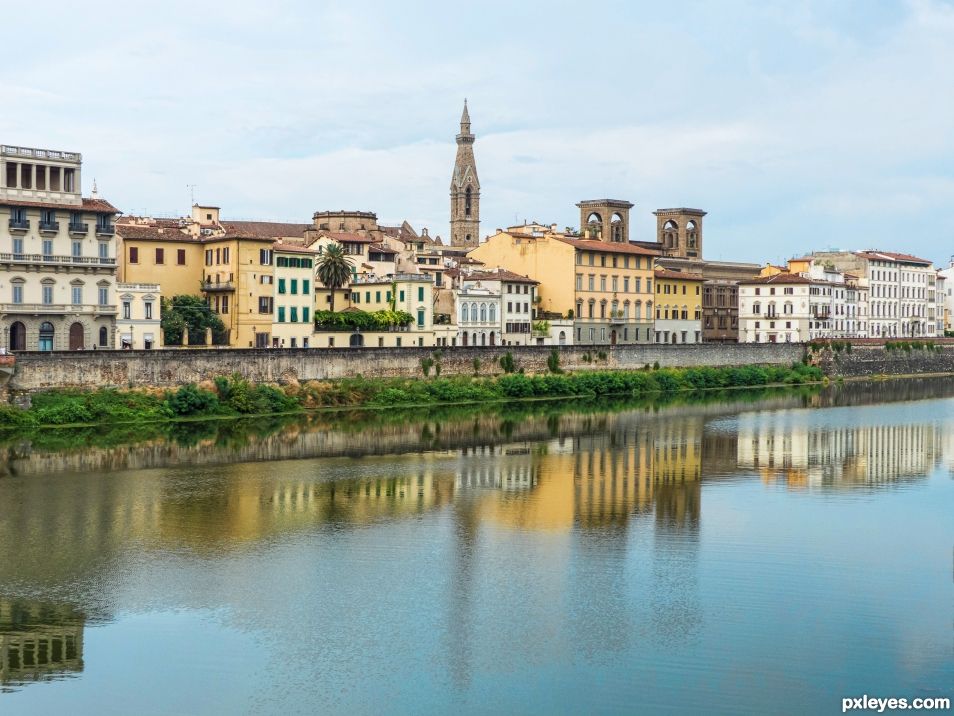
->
{"left": 187, "top": 184, "right": 197, "bottom": 206}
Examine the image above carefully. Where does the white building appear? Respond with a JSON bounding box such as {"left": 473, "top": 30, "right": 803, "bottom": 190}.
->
{"left": 457, "top": 284, "right": 501, "bottom": 347}
{"left": 0, "top": 144, "right": 120, "bottom": 351}
{"left": 115, "top": 283, "right": 161, "bottom": 349}
{"left": 739, "top": 273, "right": 815, "bottom": 343}
{"left": 457, "top": 268, "right": 540, "bottom": 347}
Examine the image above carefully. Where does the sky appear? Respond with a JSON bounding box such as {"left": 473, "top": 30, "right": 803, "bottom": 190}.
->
{"left": 2, "top": 0, "right": 953, "bottom": 266}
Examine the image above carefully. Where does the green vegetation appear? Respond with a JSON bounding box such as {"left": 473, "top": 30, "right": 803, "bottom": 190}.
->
{"left": 316, "top": 243, "right": 353, "bottom": 312}
{"left": 884, "top": 340, "right": 940, "bottom": 353}
{"left": 499, "top": 351, "right": 517, "bottom": 374}
{"left": 314, "top": 309, "right": 413, "bottom": 330}
{"left": 547, "top": 349, "right": 562, "bottom": 373}
{"left": 161, "top": 295, "right": 227, "bottom": 346}
{"left": 0, "top": 363, "right": 824, "bottom": 431}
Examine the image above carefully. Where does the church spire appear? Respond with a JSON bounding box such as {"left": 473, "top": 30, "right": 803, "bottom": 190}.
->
{"left": 450, "top": 100, "right": 479, "bottom": 248}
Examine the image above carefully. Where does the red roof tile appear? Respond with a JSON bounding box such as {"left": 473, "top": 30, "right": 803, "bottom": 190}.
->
{"left": 553, "top": 236, "right": 661, "bottom": 256}
{"left": 654, "top": 268, "right": 704, "bottom": 281}
{"left": 318, "top": 231, "right": 375, "bottom": 244}
{"left": 462, "top": 268, "right": 539, "bottom": 284}
{"left": 855, "top": 250, "right": 932, "bottom": 265}
{"left": 219, "top": 220, "right": 310, "bottom": 240}
{"left": 116, "top": 224, "right": 201, "bottom": 242}
{"left": 0, "top": 196, "right": 119, "bottom": 213}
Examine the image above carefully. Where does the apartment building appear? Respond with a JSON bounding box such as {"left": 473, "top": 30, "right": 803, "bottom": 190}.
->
{"left": 469, "top": 226, "right": 658, "bottom": 345}
{"left": 0, "top": 144, "right": 119, "bottom": 351}
{"left": 116, "top": 283, "right": 162, "bottom": 349}
{"left": 271, "top": 242, "right": 315, "bottom": 348}
{"left": 653, "top": 268, "right": 704, "bottom": 344}
{"left": 457, "top": 269, "right": 539, "bottom": 347}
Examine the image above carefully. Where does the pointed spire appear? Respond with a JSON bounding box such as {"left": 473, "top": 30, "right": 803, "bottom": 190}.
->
{"left": 91, "top": 178, "right": 99, "bottom": 198}
{"left": 459, "top": 98, "right": 471, "bottom": 135}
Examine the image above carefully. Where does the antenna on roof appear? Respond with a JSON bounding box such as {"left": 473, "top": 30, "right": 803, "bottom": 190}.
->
{"left": 187, "top": 184, "right": 197, "bottom": 206}
{"left": 91, "top": 178, "right": 99, "bottom": 198}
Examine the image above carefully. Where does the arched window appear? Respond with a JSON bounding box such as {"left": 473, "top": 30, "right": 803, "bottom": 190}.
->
{"left": 489, "top": 303, "right": 496, "bottom": 322}
{"left": 681, "top": 305, "right": 688, "bottom": 320}
{"left": 38, "top": 322, "right": 54, "bottom": 352}
{"left": 470, "top": 304, "right": 478, "bottom": 322}
{"left": 623, "top": 301, "right": 630, "bottom": 320}
{"left": 663, "top": 220, "right": 679, "bottom": 249}
{"left": 99, "top": 326, "right": 108, "bottom": 347}
{"left": 611, "top": 213, "right": 624, "bottom": 242}
{"left": 460, "top": 304, "right": 468, "bottom": 323}
{"left": 611, "top": 300, "right": 619, "bottom": 318}
{"left": 465, "top": 186, "right": 472, "bottom": 217}
{"left": 576, "top": 301, "right": 583, "bottom": 318}
{"left": 465, "top": 234, "right": 471, "bottom": 243}
{"left": 479, "top": 303, "right": 487, "bottom": 322}
{"left": 686, "top": 220, "right": 698, "bottom": 249}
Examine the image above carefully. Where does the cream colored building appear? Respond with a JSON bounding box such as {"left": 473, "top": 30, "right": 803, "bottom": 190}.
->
{"left": 0, "top": 144, "right": 120, "bottom": 351}
{"left": 271, "top": 242, "right": 315, "bottom": 348}
{"left": 116, "top": 282, "right": 162, "bottom": 349}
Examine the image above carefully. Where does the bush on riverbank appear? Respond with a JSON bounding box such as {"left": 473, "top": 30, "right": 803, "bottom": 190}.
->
{"left": 0, "top": 363, "right": 823, "bottom": 429}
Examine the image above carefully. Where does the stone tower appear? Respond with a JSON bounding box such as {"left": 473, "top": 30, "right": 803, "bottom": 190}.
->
{"left": 450, "top": 100, "right": 480, "bottom": 248}
{"left": 654, "top": 208, "right": 706, "bottom": 260}
{"left": 577, "top": 199, "right": 634, "bottom": 243}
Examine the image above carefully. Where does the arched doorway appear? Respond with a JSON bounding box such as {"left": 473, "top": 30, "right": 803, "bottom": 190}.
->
{"left": 462, "top": 332, "right": 468, "bottom": 347}
{"left": 69, "top": 322, "right": 85, "bottom": 350}
{"left": 349, "top": 333, "right": 364, "bottom": 347}
{"left": 671, "top": 333, "right": 678, "bottom": 344}
{"left": 558, "top": 331, "right": 566, "bottom": 346}
{"left": 489, "top": 332, "right": 495, "bottom": 346}
{"left": 38, "top": 322, "right": 54, "bottom": 352}
{"left": 480, "top": 333, "right": 486, "bottom": 346}
{"left": 610, "top": 330, "right": 617, "bottom": 346}
{"left": 99, "top": 326, "right": 108, "bottom": 348}
{"left": 9, "top": 322, "right": 25, "bottom": 351}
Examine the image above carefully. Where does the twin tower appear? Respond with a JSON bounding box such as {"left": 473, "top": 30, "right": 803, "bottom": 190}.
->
{"left": 449, "top": 101, "right": 704, "bottom": 259}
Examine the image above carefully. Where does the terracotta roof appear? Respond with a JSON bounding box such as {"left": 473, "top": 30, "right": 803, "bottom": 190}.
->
{"left": 855, "top": 250, "right": 932, "bottom": 265}
{"left": 368, "top": 243, "right": 398, "bottom": 255}
{"left": 741, "top": 273, "right": 812, "bottom": 285}
{"left": 319, "top": 231, "right": 375, "bottom": 244}
{"left": 219, "top": 220, "right": 310, "bottom": 240}
{"left": 462, "top": 268, "right": 539, "bottom": 284}
{"left": 0, "top": 196, "right": 119, "bottom": 213}
{"left": 553, "top": 237, "right": 661, "bottom": 256}
{"left": 654, "top": 268, "right": 704, "bottom": 281}
{"left": 116, "top": 224, "right": 201, "bottom": 242}
{"left": 273, "top": 241, "right": 316, "bottom": 254}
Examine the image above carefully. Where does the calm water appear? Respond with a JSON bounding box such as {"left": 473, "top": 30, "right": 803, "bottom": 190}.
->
{"left": 0, "top": 380, "right": 952, "bottom": 715}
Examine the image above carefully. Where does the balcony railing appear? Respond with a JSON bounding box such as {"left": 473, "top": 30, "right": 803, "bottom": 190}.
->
{"left": 117, "top": 283, "right": 160, "bottom": 291}
{"left": 68, "top": 222, "right": 89, "bottom": 235}
{"left": 8, "top": 219, "right": 29, "bottom": 232}
{"left": 0, "top": 252, "right": 116, "bottom": 266}
{"left": 0, "top": 303, "right": 117, "bottom": 315}
{"left": 38, "top": 221, "right": 60, "bottom": 233}
{"left": 201, "top": 280, "right": 235, "bottom": 292}
{"left": 95, "top": 224, "right": 115, "bottom": 236}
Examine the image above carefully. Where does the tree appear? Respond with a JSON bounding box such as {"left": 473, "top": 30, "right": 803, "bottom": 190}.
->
{"left": 317, "top": 243, "right": 354, "bottom": 312}
{"left": 161, "top": 295, "right": 226, "bottom": 345}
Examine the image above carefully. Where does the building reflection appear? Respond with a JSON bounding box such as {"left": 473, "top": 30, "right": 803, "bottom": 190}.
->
{"left": 0, "top": 599, "right": 84, "bottom": 691}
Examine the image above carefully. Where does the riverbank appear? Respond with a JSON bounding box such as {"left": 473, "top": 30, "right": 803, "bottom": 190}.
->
{"left": 0, "top": 363, "right": 823, "bottom": 430}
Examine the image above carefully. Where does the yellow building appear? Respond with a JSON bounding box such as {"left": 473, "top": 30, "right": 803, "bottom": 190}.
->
{"left": 117, "top": 223, "right": 204, "bottom": 298}
{"left": 271, "top": 242, "right": 316, "bottom": 348}
{"left": 653, "top": 268, "right": 704, "bottom": 344}
{"left": 468, "top": 229, "right": 658, "bottom": 345}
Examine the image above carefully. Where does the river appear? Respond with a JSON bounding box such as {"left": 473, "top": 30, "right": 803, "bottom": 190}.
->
{"left": 0, "top": 379, "right": 952, "bottom": 714}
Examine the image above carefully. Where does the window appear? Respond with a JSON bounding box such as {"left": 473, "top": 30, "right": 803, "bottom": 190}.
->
{"left": 71, "top": 286, "right": 82, "bottom": 305}
{"left": 221, "top": 296, "right": 229, "bottom": 314}
{"left": 130, "top": 246, "right": 139, "bottom": 264}
{"left": 99, "top": 326, "right": 108, "bottom": 347}
{"left": 12, "top": 238, "right": 23, "bottom": 255}
{"left": 222, "top": 247, "right": 230, "bottom": 263}
{"left": 42, "top": 285, "right": 54, "bottom": 305}
{"left": 417, "top": 310, "right": 424, "bottom": 327}
{"left": 399, "top": 290, "right": 405, "bottom": 302}
{"left": 278, "top": 279, "right": 286, "bottom": 294}
{"left": 489, "top": 304, "right": 496, "bottom": 322}
{"left": 278, "top": 307, "right": 286, "bottom": 323}
{"left": 145, "top": 302, "right": 153, "bottom": 320}
{"left": 260, "top": 249, "right": 273, "bottom": 265}
{"left": 291, "top": 279, "right": 298, "bottom": 295}
{"left": 99, "top": 242, "right": 108, "bottom": 259}
{"left": 471, "top": 304, "right": 478, "bottom": 321}
{"left": 588, "top": 275, "right": 595, "bottom": 291}
{"left": 155, "top": 248, "right": 165, "bottom": 264}
{"left": 72, "top": 240, "right": 82, "bottom": 258}
{"left": 418, "top": 286, "right": 424, "bottom": 301}
{"left": 42, "top": 240, "right": 53, "bottom": 258}
{"left": 99, "top": 287, "right": 108, "bottom": 305}
{"left": 303, "top": 280, "right": 310, "bottom": 294}
{"left": 177, "top": 249, "right": 186, "bottom": 265}
{"left": 303, "top": 307, "right": 309, "bottom": 323}
{"left": 576, "top": 274, "right": 582, "bottom": 290}
{"left": 12, "top": 284, "right": 23, "bottom": 304}
{"left": 122, "top": 301, "right": 131, "bottom": 319}
{"left": 290, "top": 307, "right": 298, "bottom": 322}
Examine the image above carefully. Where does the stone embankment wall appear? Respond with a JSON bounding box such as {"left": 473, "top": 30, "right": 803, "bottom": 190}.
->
{"left": 814, "top": 344, "right": 954, "bottom": 378}
{"left": 7, "top": 343, "right": 805, "bottom": 392}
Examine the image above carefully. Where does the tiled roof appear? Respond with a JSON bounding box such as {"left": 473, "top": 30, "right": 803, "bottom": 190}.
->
{"left": 740, "top": 273, "right": 812, "bottom": 285}
{"left": 116, "top": 224, "right": 201, "bottom": 242}
{"left": 855, "top": 250, "right": 932, "bottom": 265}
{"left": 368, "top": 242, "right": 398, "bottom": 255}
{"left": 553, "top": 237, "right": 661, "bottom": 256}
{"left": 654, "top": 268, "right": 704, "bottom": 281}
{"left": 462, "top": 268, "right": 539, "bottom": 284}
{"left": 318, "top": 231, "right": 375, "bottom": 244}
{"left": 0, "top": 196, "right": 119, "bottom": 213}
{"left": 219, "top": 220, "right": 310, "bottom": 240}
{"left": 273, "top": 241, "right": 316, "bottom": 254}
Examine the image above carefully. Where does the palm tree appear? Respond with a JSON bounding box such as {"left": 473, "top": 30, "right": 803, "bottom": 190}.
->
{"left": 317, "top": 243, "right": 354, "bottom": 313}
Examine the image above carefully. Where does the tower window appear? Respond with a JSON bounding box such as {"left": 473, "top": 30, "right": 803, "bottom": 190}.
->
{"left": 466, "top": 234, "right": 471, "bottom": 242}
{"left": 465, "top": 186, "right": 472, "bottom": 217}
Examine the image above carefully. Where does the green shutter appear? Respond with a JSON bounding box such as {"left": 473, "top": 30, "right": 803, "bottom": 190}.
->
{"left": 418, "top": 287, "right": 424, "bottom": 301}
{"left": 291, "top": 279, "right": 298, "bottom": 295}
{"left": 291, "top": 307, "right": 298, "bottom": 322}
{"left": 278, "top": 279, "right": 286, "bottom": 294}
{"left": 303, "top": 307, "right": 309, "bottom": 323}
{"left": 303, "top": 280, "right": 310, "bottom": 294}
{"left": 278, "top": 307, "right": 286, "bottom": 322}
{"left": 365, "top": 291, "right": 370, "bottom": 303}
{"left": 376, "top": 291, "right": 381, "bottom": 302}
{"left": 399, "top": 290, "right": 405, "bottom": 301}
{"left": 417, "top": 309, "right": 424, "bottom": 327}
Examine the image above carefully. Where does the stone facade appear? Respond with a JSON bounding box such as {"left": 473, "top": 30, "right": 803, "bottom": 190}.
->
{"left": 450, "top": 101, "right": 480, "bottom": 248}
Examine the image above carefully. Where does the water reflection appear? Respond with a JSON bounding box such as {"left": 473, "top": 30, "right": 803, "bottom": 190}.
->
{"left": 0, "top": 600, "right": 84, "bottom": 692}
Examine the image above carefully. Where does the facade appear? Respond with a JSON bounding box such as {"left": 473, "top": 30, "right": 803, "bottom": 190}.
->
{"left": 653, "top": 269, "right": 704, "bottom": 344}
{"left": 115, "top": 283, "right": 162, "bottom": 349}
{"left": 449, "top": 101, "right": 480, "bottom": 248}
{"left": 202, "top": 234, "right": 275, "bottom": 348}
{"left": 469, "top": 228, "right": 658, "bottom": 345}
{"left": 457, "top": 269, "right": 539, "bottom": 347}
{"left": 457, "top": 284, "right": 501, "bottom": 347}
{"left": 578, "top": 200, "right": 633, "bottom": 243}
{"left": 739, "top": 274, "right": 814, "bottom": 343}
{"left": 810, "top": 250, "right": 936, "bottom": 338}
{"left": 0, "top": 144, "right": 120, "bottom": 351}
{"left": 117, "top": 223, "right": 204, "bottom": 298}
{"left": 654, "top": 208, "right": 705, "bottom": 260}
{"left": 272, "top": 243, "right": 315, "bottom": 348}
{"left": 701, "top": 280, "right": 739, "bottom": 342}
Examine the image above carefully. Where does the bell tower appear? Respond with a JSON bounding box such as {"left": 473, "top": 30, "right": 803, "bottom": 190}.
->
{"left": 654, "top": 208, "right": 706, "bottom": 259}
{"left": 450, "top": 100, "right": 480, "bottom": 248}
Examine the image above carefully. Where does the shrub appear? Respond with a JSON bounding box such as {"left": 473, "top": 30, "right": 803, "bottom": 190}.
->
{"left": 421, "top": 357, "right": 434, "bottom": 377}
{"left": 499, "top": 352, "right": 516, "bottom": 374}
{"left": 547, "top": 349, "right": 561, "bottom": 373}
{"left": 168, "top": 384, "right": 219, "bottom": 416}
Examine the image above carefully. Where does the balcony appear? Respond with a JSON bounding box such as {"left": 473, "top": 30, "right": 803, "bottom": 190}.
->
{"left": 0, "top": 303, "right": 118, "bottom": 315}
{"left": 68, "top": 222, "right": 89, "bottom": 235}
{"left": 0, "top": 252, "right": 116, "bottom": 267}
{"left": 8, "top": 218, "right": 29, "bottom": 232}
{"left": 201, "top": 280, "right": 235, "bottom": 292}
{"left": 95, "top": 224, "right": 115, "bottom": 237}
